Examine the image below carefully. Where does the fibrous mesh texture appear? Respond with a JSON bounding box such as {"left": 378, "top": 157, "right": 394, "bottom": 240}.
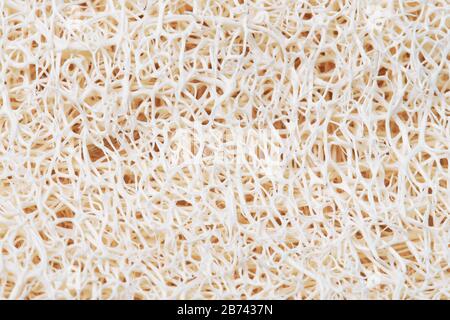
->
{"left": 0, "top": 0, "right": 449, "bottom": 299}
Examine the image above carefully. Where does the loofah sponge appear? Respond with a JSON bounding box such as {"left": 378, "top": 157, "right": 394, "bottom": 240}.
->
{"left": 0, "top": 0, "right": 449, "bottom": 299}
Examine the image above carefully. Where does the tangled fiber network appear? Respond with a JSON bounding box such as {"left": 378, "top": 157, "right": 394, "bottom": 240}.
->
{"left": 0, "top": 0, "right": 449, "bottom": 300}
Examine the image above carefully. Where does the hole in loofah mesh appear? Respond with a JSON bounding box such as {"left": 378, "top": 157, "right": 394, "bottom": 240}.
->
{"left": 23, "top": 205, "right": 37, "bottom": 214}
{"left": 176, "top": 200, "right": 192, "bottom": 207}
{"left": 14, "top": 236, "right": 25, "bottom": 249}
{"left": 56, "top": 208, "right": 75, "bottom": 229}
{"left": 87, "top": 144, "right": 105, "bottom": 162}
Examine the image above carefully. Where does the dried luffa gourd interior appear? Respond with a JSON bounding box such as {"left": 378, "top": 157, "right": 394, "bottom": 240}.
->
{"left": 0, "top": 0, "right": 449, "bottom": 299}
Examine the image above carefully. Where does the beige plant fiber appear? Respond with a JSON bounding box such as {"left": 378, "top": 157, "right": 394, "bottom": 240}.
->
{"left": 0, "top": 0, "right": 449, "bottom": 299}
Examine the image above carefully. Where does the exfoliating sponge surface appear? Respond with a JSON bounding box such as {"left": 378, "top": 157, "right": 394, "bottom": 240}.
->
{"left": 0, "top": 0, "right": 449, "bottom": 299}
